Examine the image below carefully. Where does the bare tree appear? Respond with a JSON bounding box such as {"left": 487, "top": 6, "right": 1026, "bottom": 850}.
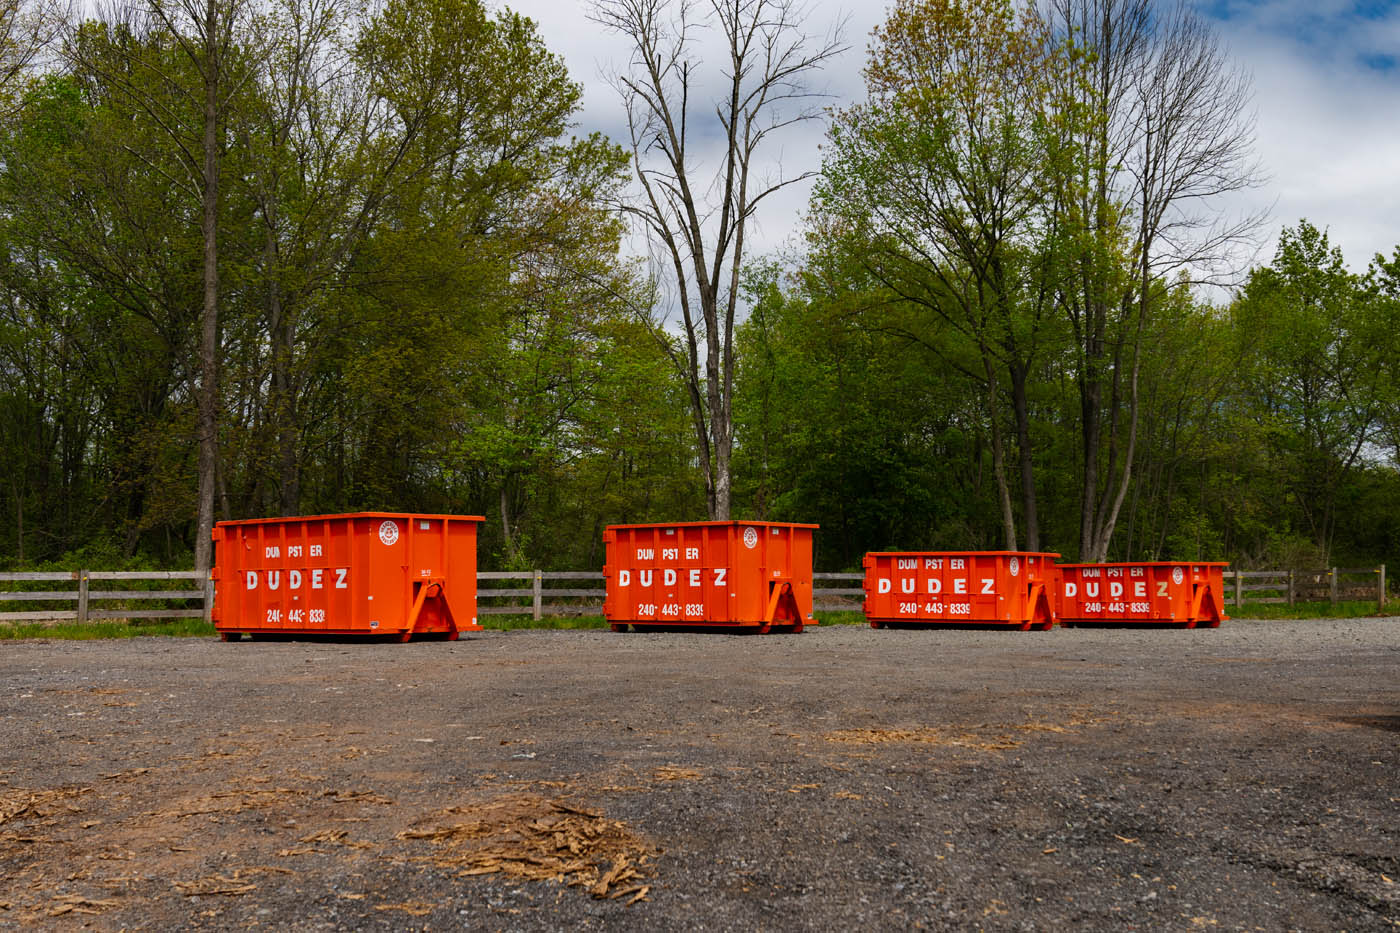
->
{"left": 591, "top": 0, "right": 843, "bottom": 519}
{"left": 0, "top": 0, "right": 65, "bottom": 104}
{"left": 1047, "top": 0, "right": 1263, "bottom": 561}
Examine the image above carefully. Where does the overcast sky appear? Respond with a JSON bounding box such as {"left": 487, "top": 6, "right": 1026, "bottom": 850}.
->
{"left": 497, "top": 0, "right": 1400, "bottom": 289}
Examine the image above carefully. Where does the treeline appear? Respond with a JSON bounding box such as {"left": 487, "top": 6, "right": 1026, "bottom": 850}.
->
{"left": 1, "top": 0, "right": 1397, "bottom": 573}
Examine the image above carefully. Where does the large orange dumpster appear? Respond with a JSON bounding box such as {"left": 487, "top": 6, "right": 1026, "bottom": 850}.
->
{"left": 212, "top": 512, "right": 484, "bottom": 641}
{"left": 863, "top": 551, "right": 1060, "bottom": 630}
{"left": 1054, "top": 562, "right": 1229, "bottom": 628}
{"left": 603, "top": 521, "right": 818, "bottom": 633}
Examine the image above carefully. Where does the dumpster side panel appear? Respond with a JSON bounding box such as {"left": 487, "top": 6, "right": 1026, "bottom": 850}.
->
{"left": 1056, "top": 562, "right": 1229, "bottom": 626}
{"left": 213, "top": 513, "right": 482, "bottom": 638}
{"left": 863, "top": 552, "right": 1059, "bottom": 627}
{"left": 603, "top": 522, "right": 816, "bottom": 630}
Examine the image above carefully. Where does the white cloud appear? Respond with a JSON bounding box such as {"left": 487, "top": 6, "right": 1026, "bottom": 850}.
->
{"left": 1206, "top": 0, "right": 1400, "bottom": 269}
{"left": 500, "top": 0, "right": 1400, "bottom": 288}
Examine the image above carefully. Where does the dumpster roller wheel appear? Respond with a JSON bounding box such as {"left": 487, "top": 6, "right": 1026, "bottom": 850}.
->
{"left": 610, "top": 623, "right": 628, "bottom": 633}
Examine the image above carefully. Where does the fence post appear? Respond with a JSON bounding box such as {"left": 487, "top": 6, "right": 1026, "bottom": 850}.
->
{"left": 1234, "top": 570, "right": 1242, "bottom": 609}
{"left": 204, "top": 573, "right": 215, "bottom": 625}
{"left": 1379, "top": 564, "right": 1387, "bottom": 611}
{"left": 76, "top": 570, "right": 89, "bottom": 625}
{"left": 1329, "top": 567, "right": 1338, "bottom": 606}
{"left": 1287, "top": 569, "right": 1295, "bottom": 607}
{"left": 532, "top": 570, "right": 543, "bottom": 622}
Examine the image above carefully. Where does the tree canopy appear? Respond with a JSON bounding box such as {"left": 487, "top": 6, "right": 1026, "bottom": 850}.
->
{"left": 0, "top": 0, "right": 1396, "bottom": 574}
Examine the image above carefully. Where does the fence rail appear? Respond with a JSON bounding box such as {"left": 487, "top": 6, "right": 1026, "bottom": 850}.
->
{"left": 1221, "top": 566, "right": 1386, "bottom": 609}
{"left": 476, "top": 570, "right": 868, "bottom": 620}
{"left": 4, "top": 565, "right": 1386, "bottom": 626}
{"left": 0, "top": 571, "right": 211, "bottom": 625}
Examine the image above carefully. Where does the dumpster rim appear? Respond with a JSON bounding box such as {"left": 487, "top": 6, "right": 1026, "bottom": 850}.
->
{"left": 1053, "top": 560, "right": 1229, "bottom": 569}
{"left": 604, "top": 520, "right": 819, "bottom": 531}
{"left": 215, "top": 512, "right": 486, "bottom": 529}
{"left": 864, "top": 550, "right": 1062, "bottom": 559}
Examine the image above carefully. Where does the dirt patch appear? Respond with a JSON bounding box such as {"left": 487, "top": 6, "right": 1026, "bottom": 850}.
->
{"left": 398, "top": 793, "right": 653, "bottom": 902}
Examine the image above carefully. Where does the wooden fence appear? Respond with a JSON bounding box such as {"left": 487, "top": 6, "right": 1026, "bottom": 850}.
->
{"left": 0, "top": 571, "right": 212, "bottom": 625}
{"left": 476, "top": 571, "right": 867, "bottom": 620}
{"left": 3, "top": 566, "right": 1386, "bottom": 626}
{"left": 1221, "top": 566, "right": 1386, "bottom": 609}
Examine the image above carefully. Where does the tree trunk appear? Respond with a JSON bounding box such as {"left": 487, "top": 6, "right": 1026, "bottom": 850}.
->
{"left": 193, "top": 0, "right": 221, "bottom": 574}
{"left": 984, "top": 355, "right": 1017, "bottom": 550}
{"left": 1009, "top": 361, "right": 1039, "bottom": 551}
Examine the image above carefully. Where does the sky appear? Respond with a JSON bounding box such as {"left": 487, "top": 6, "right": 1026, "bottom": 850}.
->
{"left": 496, "top": 0, "right": 1400, "bottom": 290}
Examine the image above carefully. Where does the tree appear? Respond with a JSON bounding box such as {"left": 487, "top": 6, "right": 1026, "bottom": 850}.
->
{"left": 815, "top": 0, "right": 1067, "bottom": 549}
{"left": 591, "top": 0, "right": 844, "bottom": 519}
{"left": 66, "top": 0, "right": 256, "bottom": 571}
{"left": 1232, "top": 221, "right": 1386, "bottom": 562}
{"left": 1045, "top": 0, "right": 1262, "bottom": 560}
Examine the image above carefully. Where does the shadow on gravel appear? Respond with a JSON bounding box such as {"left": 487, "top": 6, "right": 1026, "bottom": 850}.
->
{"left": 1336, "top": 714, "right": 1400, "bottom": 732}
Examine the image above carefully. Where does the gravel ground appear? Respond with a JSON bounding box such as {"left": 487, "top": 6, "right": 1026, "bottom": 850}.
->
{"left": 1, "top": 617, "right": 1397, "bottom": 930}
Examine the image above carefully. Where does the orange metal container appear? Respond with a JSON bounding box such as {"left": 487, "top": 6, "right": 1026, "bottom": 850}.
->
{"left": 602, "top": 521, "right": 818, "bottom": 633}
{"left": 862, "top": 551, "right": 1060, "bottom": 630}
{"left": 1054, "top": 562, "right": 1229, "bottom": 628}
{"left": 212, "top": 512, "right": 484, "bottom": 641}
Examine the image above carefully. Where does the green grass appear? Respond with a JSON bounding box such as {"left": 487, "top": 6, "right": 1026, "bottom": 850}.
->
{"left": 0, "top": 618, "right": 216, "bottom": 640}
{"left": 1226, "top": 600, "right": 1390, "bottom": 619}
{"left": 479, "top": 614, "right": 611, "bottom": 630}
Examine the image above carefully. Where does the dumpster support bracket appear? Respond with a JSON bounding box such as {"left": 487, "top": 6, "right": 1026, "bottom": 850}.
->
{"left": 1190, "top": 583, "right": 1226, "bottom": 628}
{"left": 405, "top": 578, "right": 459, "bottom": 641}
{"left": 760, "top": 581, "right": 801, "bottom": 634}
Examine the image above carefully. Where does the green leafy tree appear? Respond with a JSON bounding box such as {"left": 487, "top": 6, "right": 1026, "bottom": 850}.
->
{"left": 1231, "top": 221, "right": 1386, "bottom": 561}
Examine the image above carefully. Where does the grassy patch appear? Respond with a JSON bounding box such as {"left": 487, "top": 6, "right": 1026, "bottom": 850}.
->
{"left": 0, "top": 618, "right": 216, "bottom": 640}
{"left": 479, "top": 615, "right": 611, "bottom": 631}
{"left": 814, "top": 611, "right": 867, "bottom": 626}
{"left": 1228, "top": 600, "right": 1389, "bottom": 619}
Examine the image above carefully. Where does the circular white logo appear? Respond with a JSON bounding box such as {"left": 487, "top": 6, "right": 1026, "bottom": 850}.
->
{"left": 378, "top": 520, "right": 400, "bottom": 546}
{"left": 742, "top": 527, "right": 758, "bottom": 549}
{"left": 1171, "top": 567, "right": 1184, "bottom": 585}
{"left": 1009, "top": 557, "right": 1020, "bottom": 577}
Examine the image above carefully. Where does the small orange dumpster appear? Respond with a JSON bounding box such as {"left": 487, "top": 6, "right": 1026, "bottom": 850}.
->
{"left": 1054, "top": 562, "right": 1229, "bottom": 628}
{"left": 603, "top": 521, "right": 817, "bottom": 633}
{"left": 212, "top": 512, "right": 484, "bottom": 641}
{"left": 863, "top": 551, "right": 1059, "bottom": 630}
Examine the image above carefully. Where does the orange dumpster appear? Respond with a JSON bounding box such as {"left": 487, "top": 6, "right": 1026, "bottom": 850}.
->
{"left": 1054, "top": 561, "right": 1229, "bottom": 628}
{"left": 212, "top": 512, "right": 484, "bottom": 642}
{"left": 862, "top": 551, "right": 1060, "bottom": 630}
{"left": 603, "top": 521, "right": 818, "bottom": 633}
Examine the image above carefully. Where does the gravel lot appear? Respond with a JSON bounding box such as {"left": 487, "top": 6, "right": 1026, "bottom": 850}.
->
{"left": 1, "top": 617, "right": 1397, "bottom": 930}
